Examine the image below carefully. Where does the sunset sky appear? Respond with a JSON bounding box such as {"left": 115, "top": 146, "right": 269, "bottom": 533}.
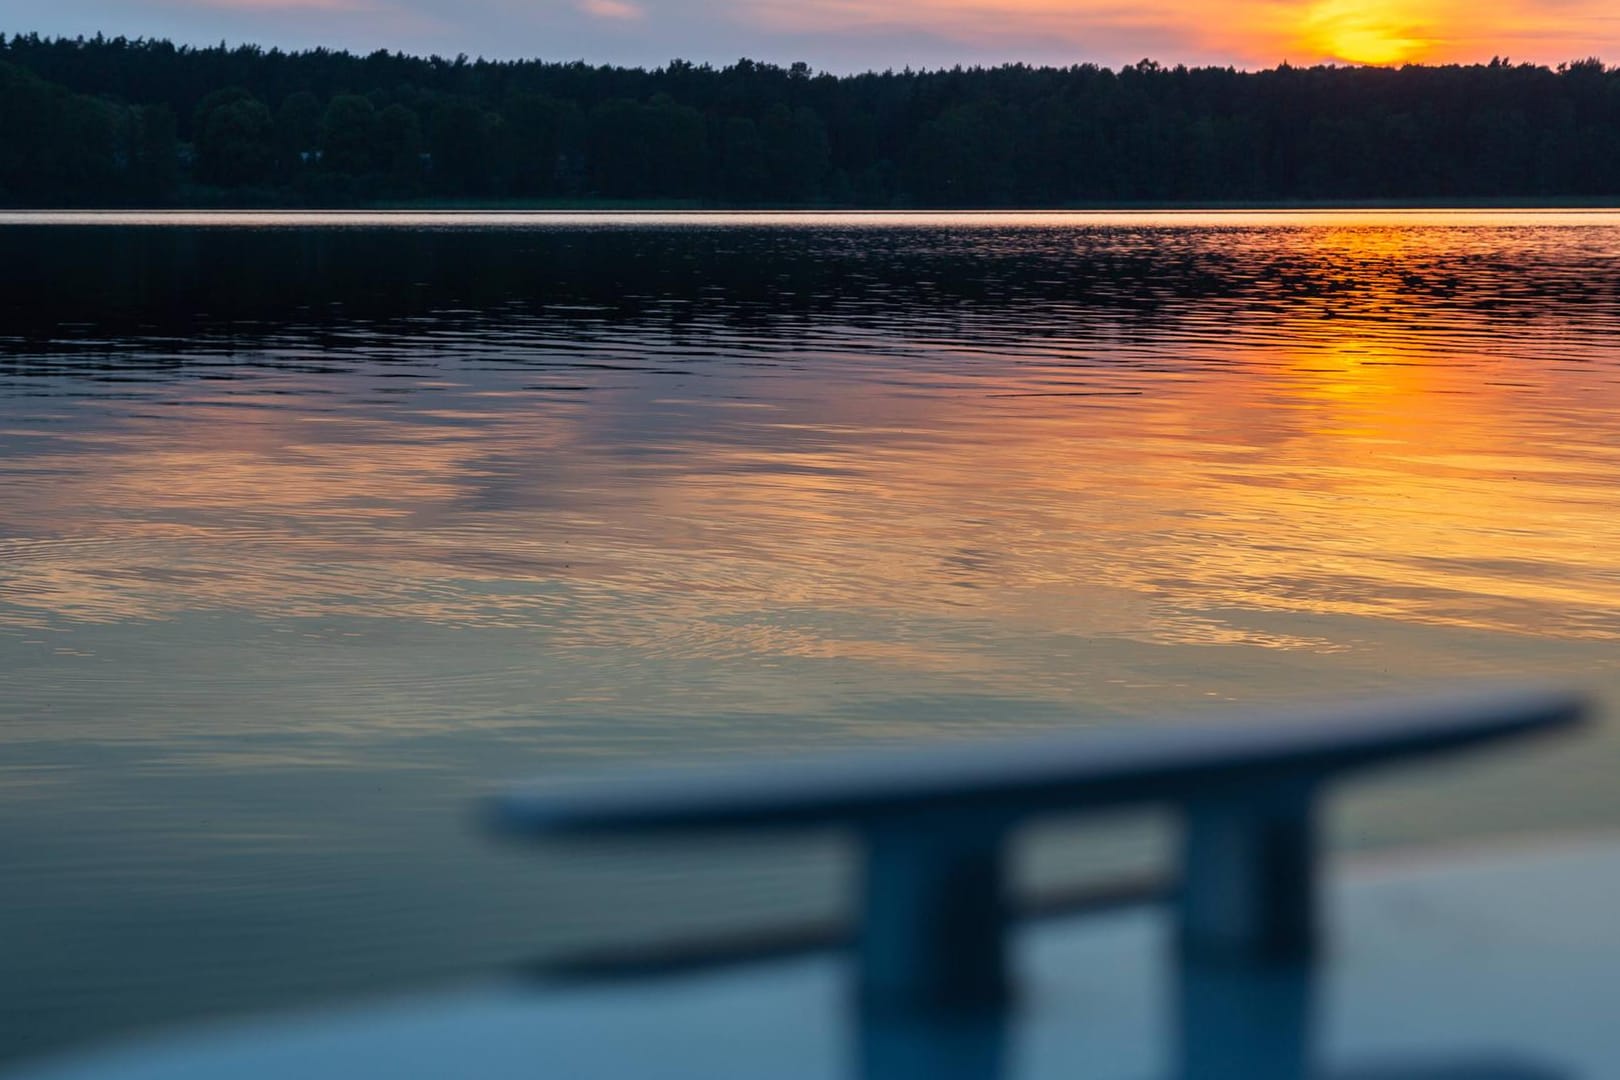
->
{"left": 2, "top": 0, "right": 1617, "bottom": 72}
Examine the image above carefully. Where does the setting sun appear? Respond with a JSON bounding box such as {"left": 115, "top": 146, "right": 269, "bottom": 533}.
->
{"left": 1299, "top": 0, "right": 1437, "bottom": 64}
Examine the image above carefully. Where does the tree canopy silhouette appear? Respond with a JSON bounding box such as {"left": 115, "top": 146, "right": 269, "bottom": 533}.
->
{"left": 1, "top": 34, "right": 1616, "bottom": 206}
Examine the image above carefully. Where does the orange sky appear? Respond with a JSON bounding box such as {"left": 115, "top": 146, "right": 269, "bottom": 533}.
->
{"left": 743, "top": 0, "right": 1619, "bottom": 67}
{"left": 6, "top": 0, "right": 1616, "bottom": 69}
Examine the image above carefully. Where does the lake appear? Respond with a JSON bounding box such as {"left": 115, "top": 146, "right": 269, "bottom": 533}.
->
{"left": 4, "top": 210, "right": 1620, "bottom": 1062}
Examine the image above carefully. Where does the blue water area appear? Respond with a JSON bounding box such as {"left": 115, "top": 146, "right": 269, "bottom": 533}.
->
{"left": 3, "top": 211, "right": 1619, "bottom": 1062}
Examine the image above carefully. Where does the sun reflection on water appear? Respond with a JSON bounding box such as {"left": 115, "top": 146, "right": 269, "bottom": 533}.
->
{"left": 7, "top": 214, "right": 1620, "bottom": 1060}
{"left": 4, "top": 220, "right": 1620, "bottom": 681}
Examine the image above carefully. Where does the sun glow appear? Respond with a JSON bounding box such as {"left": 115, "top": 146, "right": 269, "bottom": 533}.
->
{"left": 1299, "top": 0, "right": 1437, "bottom": 64}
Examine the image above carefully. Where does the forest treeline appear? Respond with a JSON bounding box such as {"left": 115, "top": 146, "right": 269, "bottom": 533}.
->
{"left": 2, "top": 33, "right": 1619, "bottom": 206}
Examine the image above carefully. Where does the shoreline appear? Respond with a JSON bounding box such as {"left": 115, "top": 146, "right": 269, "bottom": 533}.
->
{"left": 6, "top": 197, "right": 1620, "bottom": 214}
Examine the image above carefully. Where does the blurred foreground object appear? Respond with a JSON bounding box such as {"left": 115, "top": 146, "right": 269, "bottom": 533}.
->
{"left": 13, "top": 686, "right": 1609, "bottom": 1080}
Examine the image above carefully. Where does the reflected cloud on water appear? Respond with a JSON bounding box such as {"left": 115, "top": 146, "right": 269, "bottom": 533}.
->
{"left": 4, "top": 212, "right": 1620, "bottom": 1061}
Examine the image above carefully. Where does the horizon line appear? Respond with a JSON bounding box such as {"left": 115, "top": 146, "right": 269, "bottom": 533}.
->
{"left": 2, "top": 29, "right": 1612, "bottom": 80}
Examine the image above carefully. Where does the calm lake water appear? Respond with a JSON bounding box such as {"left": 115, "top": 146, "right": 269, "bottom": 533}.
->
{"left": 4, "top": 210, "right": 1620, "bottom": 1062}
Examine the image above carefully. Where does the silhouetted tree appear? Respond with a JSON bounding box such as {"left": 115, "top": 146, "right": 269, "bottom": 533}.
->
{"left": 377, "top": 103, "right": 423, "bottom": 184}
{"left": 3, "top": 35, "right": 1619, "bottom": 207}
{"left": 193, "top": 87, "right": 272, "bottom": 187}
{"left": 275, "top": 90, "right": 321, "bottom": 175}
{"left": 320, "top": 94, "right": 381, "bottom": 175}
{"left": 427, "top": 98, "right": 494, "bottom": 193}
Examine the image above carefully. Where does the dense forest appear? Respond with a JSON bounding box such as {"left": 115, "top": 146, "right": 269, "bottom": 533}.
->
{"left": 1, "top": 33, "right": 1618, "bottom": 206}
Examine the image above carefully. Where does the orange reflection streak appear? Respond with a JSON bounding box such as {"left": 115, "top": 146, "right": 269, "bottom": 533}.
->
{"left": 5, "top": 220, "right": 1620, "bottom": 715}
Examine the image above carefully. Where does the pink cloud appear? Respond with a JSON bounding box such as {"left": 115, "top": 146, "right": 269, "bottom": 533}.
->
{"left": 578, "top": 0, "right": 644, "bottom": 20}
{"left": 155, "top": 0, "right": 385, "bottom": 12}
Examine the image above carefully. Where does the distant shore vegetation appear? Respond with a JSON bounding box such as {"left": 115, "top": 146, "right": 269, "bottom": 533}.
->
{"left": 1, "top": 34, "right": 1617, "bottom": 208}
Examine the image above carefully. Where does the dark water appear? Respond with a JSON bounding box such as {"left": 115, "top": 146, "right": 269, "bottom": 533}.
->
{"left": 5, "top": 211, "right": 1620, "bottom": 1063}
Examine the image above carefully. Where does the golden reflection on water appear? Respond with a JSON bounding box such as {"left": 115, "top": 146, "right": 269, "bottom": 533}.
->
{"left": 7, "top": 214, "right": 1620, "bottom": 1056}
{"left": 5, "top": 246, "right": 1620, "bottom": 677}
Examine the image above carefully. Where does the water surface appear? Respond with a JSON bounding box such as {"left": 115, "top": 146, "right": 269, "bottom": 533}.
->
{"left": 4, "top": 211, "right": 1620, "bottom": 1061}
